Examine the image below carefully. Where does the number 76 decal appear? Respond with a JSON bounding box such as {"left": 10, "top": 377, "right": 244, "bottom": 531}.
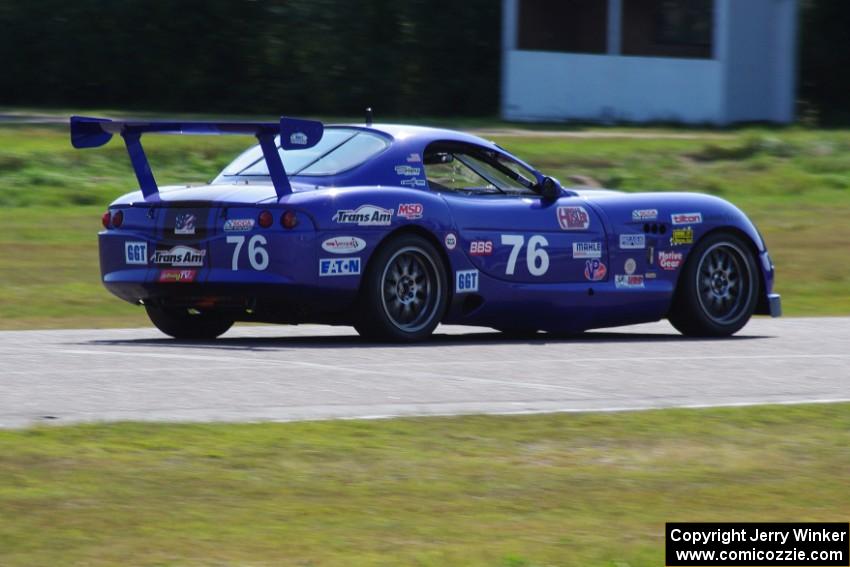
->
{"left": 501, "top": 234, "right": 549, "bottom": 276}
{"left": 226, "top": 235, "right": 269, "bottom": 271}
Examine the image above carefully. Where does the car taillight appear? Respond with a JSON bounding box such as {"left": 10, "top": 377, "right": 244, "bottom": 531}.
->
{"left": 258, "top": 210, "right": 273, "bottom": 228}
{"left": 281, "top": 210, "right": 298, "bottom": 229}
{"left": 102, "top": 211, "right": 111, "bottom": 229}
{"left": 112, "top": 210, "right": 124, "bottom": 228}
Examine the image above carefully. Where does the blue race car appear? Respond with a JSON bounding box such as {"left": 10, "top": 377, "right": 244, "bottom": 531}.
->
{"left": 71, "top": 116, "right": 781, "bottom": 341}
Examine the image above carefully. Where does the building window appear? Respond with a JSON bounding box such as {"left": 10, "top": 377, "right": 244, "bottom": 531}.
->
{"left": 622, "top": 0, "right": 713, "bottom": 59}
{"left": 517, "top": 0, "right": 608, "bottom": 54}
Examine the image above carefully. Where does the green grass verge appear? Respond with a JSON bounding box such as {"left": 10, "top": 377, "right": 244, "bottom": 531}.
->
{"left": 1, "top": 123, "right": 849, "bottom": 328}
{"left": 0, "top": 404, "right": 848, "bottom": 566}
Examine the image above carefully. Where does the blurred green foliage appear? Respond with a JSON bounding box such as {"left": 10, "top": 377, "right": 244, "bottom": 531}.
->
{"left": 0, "top": 0, "right": 500, "bottom": 117}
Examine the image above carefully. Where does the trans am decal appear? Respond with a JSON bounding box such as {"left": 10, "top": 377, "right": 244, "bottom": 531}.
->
{"left": 557, "top": 206, "right": 590, "bottom": 230}
{"left": 332, "top": 205, "right": 393, "bottom": 226}
{"left": 151, "top": 245, "right": 205, "bottom": 267}
{"left": 319, "top": 257, "right": 361, "bottom": 276}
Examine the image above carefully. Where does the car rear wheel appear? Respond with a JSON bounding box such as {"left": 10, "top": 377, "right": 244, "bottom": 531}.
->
{"left": 145, "top": 305, "right": 234, "bottom": 340}
{"left": 669, "top": 232, "right": 759, "bottom": 337}
{"left": 355, "top": 234, "right": 448, "bottom": 342}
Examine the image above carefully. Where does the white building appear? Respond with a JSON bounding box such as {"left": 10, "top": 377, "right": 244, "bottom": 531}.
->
{"left": 501, "top": 0, "right": 798, "bottom": 125}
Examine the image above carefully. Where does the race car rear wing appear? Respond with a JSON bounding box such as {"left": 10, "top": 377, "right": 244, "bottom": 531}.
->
{"left": 70, "top": 115, "right": 324, "bottom": 199}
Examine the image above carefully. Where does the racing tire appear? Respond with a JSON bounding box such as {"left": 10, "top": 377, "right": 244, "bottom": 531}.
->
{"left": 355, "top": 234, "right": 448, "bottom": 342}
{"left": 145, "top": 305, "right": 234, "bottom": 340}
{"left": 669, "top": 232, "right": 760, "bottom": 337}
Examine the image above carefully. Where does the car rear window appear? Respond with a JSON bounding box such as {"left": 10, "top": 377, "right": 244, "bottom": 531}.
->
{"left": 221, "top": 128, "right": 389, "bottom": 178}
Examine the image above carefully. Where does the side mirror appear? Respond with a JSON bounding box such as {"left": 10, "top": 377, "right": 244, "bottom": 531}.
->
{"left": 539, "top": 176, "right": 562, "bottom": 200}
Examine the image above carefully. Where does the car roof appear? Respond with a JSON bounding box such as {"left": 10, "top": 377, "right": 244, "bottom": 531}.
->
{"left": 329, "top": 123, "right": 500, "bottom": 150}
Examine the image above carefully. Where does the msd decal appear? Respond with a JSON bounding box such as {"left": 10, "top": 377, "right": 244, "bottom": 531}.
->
{"left": 397, "top": 203, "right": 424, "bottom": 219}
{"left": 332, "top": 205, "right": 393, "bottom": 226}
{"left": 632, "top": 209, "right": 658, "bottom": 222}
{"left": 174, "top": 213, "right": 196, "bottom": 235}
{"left": 671, "top": 212, "right": 702, "bottom": 225}
{"left": 572, "top": 241, "right": 602, "bottom": 259}
{"left": 321, "top": 236, "right": 367, "bottom": 254}
{"left": 469, "top": 240, "right": 493, "bottom": 256}
{"left": 124, "top": 241, "right": 148, "bottom": 265}
{"left": 557, "top": 206, "right": 590, "bottom": 230}
{"left": 658, "top": 250, "right": 684, "bottom": 270}
{"left": 151, "top": 245, "right": 205, "bottom": 267}
{"left": 619, "top": 234, "right": 646, "bottom": 249}
{"left": 584, "top": 259, "right": 607, "bottom": 281}
{"left": 319, "top": 257, "right": 361, "bottom": 277}
{"left": 158, "top": 269, "right": 196, "bottom": 283}
{"left": 455, "top": 270, "right": 479, "bottom": 293}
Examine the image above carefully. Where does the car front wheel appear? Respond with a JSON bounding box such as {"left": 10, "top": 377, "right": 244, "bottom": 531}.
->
{"left": 145, "top": 305, "right": 234, "bottom": 340}
{"left": 355, "top": 234, "right": 448, "bottom": 342}
{"left": 669, "top": 232, "right": 760, "bottom": 337}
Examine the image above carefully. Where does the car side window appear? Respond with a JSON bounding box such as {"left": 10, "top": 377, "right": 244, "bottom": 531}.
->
{"left": 424, "top": 143, "right": 538, "bottom": 197}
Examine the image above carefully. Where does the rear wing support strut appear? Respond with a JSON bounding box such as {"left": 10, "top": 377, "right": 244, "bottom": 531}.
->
{"left": 70, "top": 116, "right": 324, "bottom": 200}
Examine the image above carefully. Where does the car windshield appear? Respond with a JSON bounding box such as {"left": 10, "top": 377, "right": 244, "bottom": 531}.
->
{"left": 220, "top": 128, "right": 389, "bottom": 178}
{"left": 424, "top": 144, "right": 539, "bottom": 196}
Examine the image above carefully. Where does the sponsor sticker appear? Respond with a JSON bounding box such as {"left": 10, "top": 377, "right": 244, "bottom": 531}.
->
{"left": 645, "top": 272, "right": 657, "bottom": 279}
{"left": 289, "top": 132, "right": 308, "bottom": 145}
{"left": 397, "top": 203, "right": 424, "bottom": 219}
{"left": 584, "top": 259, "right": 607, "bottom": 281}
{"left": 624, "top": 258, "right": 637, "bottom": 275}
{"left": 469, "top": 240, "right": 493, "bottom": 256}
{"left": 321, "top": 236, "right": 367, "bottom": 254}
{"left": 406, "top": 153, "right": 422, "bottom": 163}
{"left": 444, "top": 233, "right": 457, "bottom": 250}
{"left": 455, "top": 269, "right": 479, "bottom": 293}
{"left": 158, "top": 269, "right": 196, "bottom": 283}
{"left": 671, "top": 212, "right": 702, "bottom": 225}
{"left": 394, "top": 165, "right": 421, "bottom": 176}
{"left": 615, "top": 274, "right": 645, "bottom": 289}
{"left": 573, "top": 241, "right": 602, "bottom": 259}
{"left": 647, "top": 245, "right": 655, "bottom": 265}
{"left": 174, "top": 213, "right": 196, "bottom": 235}
{"left": 151, "top": 245, "right": 206, "bottom": 267}
{"left": 658, "top": 250, "right": 684, "bottom": 270}
{"left": 223, "top": 218, "right": 255, "bottom": 232}
{"left": 670, "top": 227, "right": 694, "bottom": 246}
{"left": 124, "top": 241, "right": 148, "bottom": 265}
{"left": 632, "top": 209, "right": 658, "bottom": 222}
{"left": 332, "top": 205, "right": 393, "bottom": 226}
{"left": 619, "top": 233, "right": 646, "bottom": 249}
{"left": 557, "top": 206, "right": 590, "bottom": 230}
{"left": 319, "top": 257, "right": 361, "bottom": 277}
{"left": 400, "top": 178, "right": 427, "bottom": 188}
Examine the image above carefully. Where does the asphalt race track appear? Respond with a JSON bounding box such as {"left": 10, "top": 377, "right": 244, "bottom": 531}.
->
{"left": 1, "top": 317, "right": 848, "bottom": 428}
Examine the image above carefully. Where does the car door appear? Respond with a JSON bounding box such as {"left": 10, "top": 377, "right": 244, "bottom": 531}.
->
{"left": 424, "top": 144, "right": 609, "bottom": 285}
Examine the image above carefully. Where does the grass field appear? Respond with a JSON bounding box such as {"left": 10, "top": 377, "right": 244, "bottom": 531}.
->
{"left": 0, "top": 404, "right": 847, "bottom": 566}
{"left": 2, "top": 123, "right": 850, "bottom": 328}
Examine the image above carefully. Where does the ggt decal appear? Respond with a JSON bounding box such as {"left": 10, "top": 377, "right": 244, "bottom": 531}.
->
{"left": 455, "top": 269, "right": 479, "bottom": 293}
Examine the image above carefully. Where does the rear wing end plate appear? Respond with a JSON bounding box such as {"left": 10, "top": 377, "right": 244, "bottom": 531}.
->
{"left": 70, "top": 115, "right": 324, "bottom": 199}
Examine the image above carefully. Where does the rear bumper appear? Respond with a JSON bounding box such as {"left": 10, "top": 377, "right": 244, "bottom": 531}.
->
{"left": 767, "top": 293, "right": 782, "bottom": 318}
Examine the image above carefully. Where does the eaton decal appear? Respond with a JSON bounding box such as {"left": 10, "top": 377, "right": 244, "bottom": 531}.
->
{"left": 469, "top": 240, "right": 493, "bottom": 256}
{"left": 619, "top": 234, "right": 646, "bottom": 250}
{"left": 174, "top": 213, "right": 197, "bottom": 235}
{"left": 557, "top": 206, "right": 590, "bottom": 230}
{"left": 455, "top": 270, "right": 479, "bottom": 293}
{"left": 671, "top": 212, "right": 703, "bottom": 225}
{"left": 151, "top": 245, "right": 206, "bottom": 267}
{"left": 632, "top": 209, "right": 658, "bottom": 222}
{"left": 332, "top": 205, "right": 393, "bottom": 226}
{"left": 124, "top": 241, "right": 148, "bottom": 265}
{"left": 321, "top": 236, "right": 367, "bottom": 254}
{"left": 573, "top": 241, "right": 602, "bottom": 259}
{"left": 223, "top": 218, "right": 255, "bottom": 232}
{"left": 397, "top": 203, "right": 424, "bottom": 219}
{"left": 615, "top": 275, "right": 645, "bottom": 289}
{"left": 658, "top": 250, "right": 684, "bottom": 270}
{"left": 584, "top": 259, "right": 607, "bottom": 281}
{"left": 319, "top": 257, "right": 361, "bottom": 277}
